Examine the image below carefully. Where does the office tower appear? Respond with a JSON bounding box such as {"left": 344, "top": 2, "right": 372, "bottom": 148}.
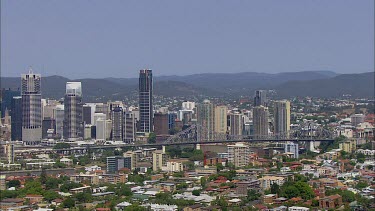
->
{"left": 42, "top": 117, "right": 56, "bottom": 139}
{"left": 96, "top": 118, "right": 106, "bottom": 140}
{"left": 253, "top": 106, "right": 269, "bottom": 138}
{"left": 152, "top": 150, "right": 167, "bottom": 171}
{"left": 93, "top": 113, "right": 106, "bottom": 125}
{"left": 111, "top": 106, "right": 124, "bottom": 141}
{"left": 214, "top": 105, "right": 228, "bottom": 134}
{"left": 1, "top": 88, "right": 21, "bottom": 118}
{"left": 154, "top": 113, "right": 169, "bottom": 135}
{"left": 11, "top": 96, "right": 22, "bottom": 141}
{"left": 254, "top": 90, "right": 267, "bottom": 107}
{"left": 124, "top": 111, "right": 136, "bottom": 143}
{"left": 55, "top": 105, "right": 64, "bottom": 138}
{"left": 95, "top": 103, "right": 108, "bottom": 116}
{"left": 83, "top": 105, "right": 93, "bottom": 125}
{"left": 182, "top": 101, "right": 196, "bottom": 110}
{"left": 84, "top": 125, "right": 92, "bottom": 140}
{"left": 21, "top": 70, "right": 42, "bottom": 144}
{"left": 274, "top": 100, "right": 291, "bottom": 137}
{"left": 350, "top": 114, "right": 365, "bottom": 127}
{"left": 284, "top": 143, "right": 299, "bottom": 159}
{"left": 139, "top": 69, "right": 153, "bottom": 132}
{"left": 230, "top": 112, "right": 243, "bottom": 136}
{"left": 108, "top": 101, "right": 124, "bottom": 119}
{"left": 123, "top": 151, "right": 137, "bottom": 170}
{"left": 106, "top": 156, "right": 125, "bottom": 173}
{"left": 168, "top": 112, "right": 177, "bottom": 130}
{"left": 63, "top": 82, "right": 84, "bottom": 140}
{"left": 197, "top": 100, "right": 215, "bottom": 141}
{"left": 228, "top": 142, "right": 250, "bottom": 167}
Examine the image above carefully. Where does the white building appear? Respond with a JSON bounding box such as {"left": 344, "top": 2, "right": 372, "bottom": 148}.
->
{"left": 165, "top": 161, "right": 184, "bottom": 172}
{"left": 228, "top": 142, "right": 250, "bottom": 167}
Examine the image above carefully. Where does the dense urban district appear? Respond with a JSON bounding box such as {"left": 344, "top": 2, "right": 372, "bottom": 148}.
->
{"left": 0, "top": 69, "right": 374, "bottom": 211}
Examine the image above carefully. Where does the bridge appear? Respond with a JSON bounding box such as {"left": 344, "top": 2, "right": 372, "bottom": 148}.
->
{"left": 22, "top": 122, "right": 334, "bottom": 155}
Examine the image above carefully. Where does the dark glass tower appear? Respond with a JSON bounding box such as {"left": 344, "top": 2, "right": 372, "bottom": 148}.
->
{"left": 254, "top": 90, "right": 267, "bottom": 107}
{"left": 139, "top": 69, "right": 153, "bottom": 133}
{"left": 11, "top": 96, "right": 22, "bottom": 141}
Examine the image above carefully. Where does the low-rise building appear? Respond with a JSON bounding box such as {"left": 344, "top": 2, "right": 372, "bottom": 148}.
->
{"left": 319, "top": 194, "right": 343, "bottom": 210}
{"left": 259, "top": 176, "right": 285, "bottom": 190}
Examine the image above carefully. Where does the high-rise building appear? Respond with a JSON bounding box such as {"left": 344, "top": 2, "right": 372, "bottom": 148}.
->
{"left": 42, "top": 117, "right": 56, "bottom": 139}
{"left": 253, "top": 106, "right": 269, "bottom": 138}
{"left": 168, "top": 112, "right": 177, "bottom": 130}
{"left": 111, "top": 106, "right": 124, "bottom": 141}
{"left": 1, "top": 88, "right": 21, "bottom": 118}
{"left": 230, "top": 112, "right": 243, "bottom": 136}
{"left": 63, "top": 82, "right": 84, "bottom": 140}
{"left": 123, "top": 151, "right": 137, "bottom": 170}
{"left": 21, "top": 69, "right": 42, "bottom": 144}
{"left": 154, "top": 113, "right": 169, "bottom": 135}
{"left": 214, "top": 106, "right": 228, "bottom": 134}
{"left": 152, "top": 150, "right": 167, "bottom": 171}
{"left": 254, "top": 90, "right": 267, "bottom": 107}
{"left": 197, "top": 100, "right": 215, "bottom": 141}
{"left": 55, "top": 105, "right": 64, "bottom": 138}
{"left": 284, "top": 143, "right": 299, "bottom": 159}
{"left": 139, "top": 69, "right": 153, "bottom": 133}
{"left": 274, "top": 100, "right": 291, "bottom": 137}
{"left": 11, "top": 96, "right": 22, "bottom": 141}
{"left": 228, "top": 142, "right": 250, "bottom": 167}
{"left": 96, "top": 118, "right": 106, "bottom": 141}
{"left": 124, "top": 110, "right": 136, "bottom": 143}
{"left": 83, "top": 105, "right": 93, "bottom": 125}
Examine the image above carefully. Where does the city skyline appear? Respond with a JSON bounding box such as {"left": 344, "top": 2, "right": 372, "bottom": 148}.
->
{"left": 1, "top": 0, "right": 374, "bottom": 78}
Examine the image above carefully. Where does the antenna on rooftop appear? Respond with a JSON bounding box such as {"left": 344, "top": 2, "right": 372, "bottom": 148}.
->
{"left": 28, "top": 66, "right": 33, "bottom": 74}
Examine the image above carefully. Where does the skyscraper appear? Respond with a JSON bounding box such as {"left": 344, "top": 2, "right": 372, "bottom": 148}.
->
{"left": 253, "top": 106, "right": 269, "bottom": 138}
{"left": 274, "top": 100, "right": 291, "bottom": 137}
{"left": 154, "top": 112, "right": 169, "bottom": 135}
{"left": 63, "top": 82, "right": 84, "bottom": 140}
{"left": 230, "top": 112, "right": 243, "bottom": 136}
{"left": 11, "top": 96, "right": 22, "bottom": 141}
{"left": 214, "top": 105, "right": 228, "bottom": 134}
{"left": 21, "top": 69, "right": 42, "bottom": 144}
{"left": 139, "top": 69, "right": 153, "bottom": 133}
{"left": 197, "top": 100, "right": 215, "bottom": 141}
{"left": 124, "top": 110, "right": 136, "bottom": 143}
{"left": 254, "top": 90, "right": 267, "bottom": 107}
{"left": 228, "top": 142, "right": 250, "bottom": 167}
{"left": 111, "top": 106, "right": 124, "bottom": 141}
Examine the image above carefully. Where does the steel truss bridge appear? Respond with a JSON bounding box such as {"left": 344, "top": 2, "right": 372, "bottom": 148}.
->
{"left": 27, "top": 122, "right": 334, "bottom": 154}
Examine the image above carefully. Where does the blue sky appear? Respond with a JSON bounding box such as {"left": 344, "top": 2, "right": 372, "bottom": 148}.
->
{"left": 1, "top": 0, "right": 374, "bottom": 78}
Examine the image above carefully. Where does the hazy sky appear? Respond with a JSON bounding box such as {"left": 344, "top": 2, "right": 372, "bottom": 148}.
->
{"left": 1, "top": 0, "right": 374, "bottom": 79}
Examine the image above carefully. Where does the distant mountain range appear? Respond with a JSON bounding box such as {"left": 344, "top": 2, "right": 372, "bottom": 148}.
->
{"left": 1, "top": 71, "right": 373, "bottom": 101}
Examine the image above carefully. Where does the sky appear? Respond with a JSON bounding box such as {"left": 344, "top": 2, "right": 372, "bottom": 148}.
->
{"left": 1, "top": 0, "right": 374, "bottom": 79}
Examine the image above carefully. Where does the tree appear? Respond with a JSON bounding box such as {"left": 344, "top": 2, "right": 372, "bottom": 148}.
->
{"left": 247, "top": 189, "right": 260, "bottom": 201}
{"left": 62, "top": 197, "right": 75, "bottom": 208}
{"left": 43, "top": 190, "right": 60, "bottom": 202}
{"left": 148, "top": 132, "right": 156, "bottom": 144}
{"left": 270, "top": 183, "right": 280, "bottom": 195}
{"left": 356, "top": 181, "right": 368, "bottom": 190}
{"left": 200, "top": 177, "right": 207, "bottom": 188}
{"left": 45, "top": 177, "right": 59, "bottom": 189}
{"left": 53, "top": 143, "right": 71, "bottom": 149}
{"left": 7, "top": 180, "right": 21, "bottom": 188}
{"left": 40, "top": 168, "right": 48, "bottom": 184}
{"left": 192, "top": 189, "right": 201, "bottom": 196}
